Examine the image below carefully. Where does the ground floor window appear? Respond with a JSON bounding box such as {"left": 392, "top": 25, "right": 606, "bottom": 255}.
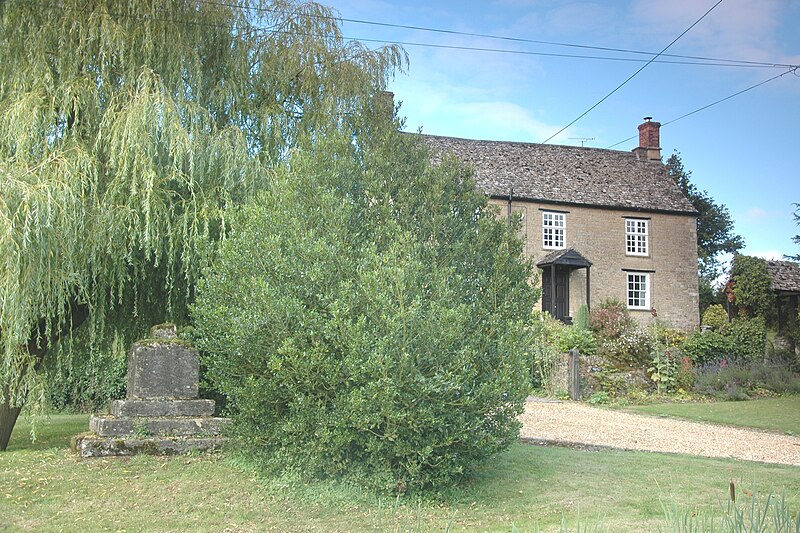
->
{"left": 626, "top": 272, "right": 650, "bottom": 310}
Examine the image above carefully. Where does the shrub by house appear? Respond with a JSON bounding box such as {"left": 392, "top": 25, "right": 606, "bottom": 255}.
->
{"left": 192, "top": 130, "right": 538, "bottom": 493}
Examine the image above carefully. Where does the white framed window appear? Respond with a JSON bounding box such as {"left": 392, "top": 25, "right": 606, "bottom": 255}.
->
{"left": 542, "top": 212, "right": 565, "bottom": 249}
{"left": 626, "top": 272, "right": 650, "bottom": 310}
{"left": 625, "top": 218, "right": 648, "bottom": 256}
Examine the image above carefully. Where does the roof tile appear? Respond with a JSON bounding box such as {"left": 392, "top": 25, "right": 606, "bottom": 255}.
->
{"left": 419, "top": 134, "right": 697, "bottom": 214}
{"left": 766, "top": 260, "right": 800, "bottom": 293}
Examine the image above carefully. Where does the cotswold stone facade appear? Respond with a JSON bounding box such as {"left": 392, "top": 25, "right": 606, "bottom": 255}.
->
{"left": 491, "top": 199, "right": 699, "bottom": 330}
{"left": 421, "top": 120, "right": 700, "bottom": 331}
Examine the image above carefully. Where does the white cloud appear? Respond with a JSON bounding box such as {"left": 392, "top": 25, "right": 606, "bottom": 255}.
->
{"left": 397, "top": 90, "right": 573, "bottom": 144}
{"left": 540, "top": 2, "right": 622, "bottom": 38}
{"left": 453, "top": 101, "right": 571, "bottom": 142}
{"left": 743, "top": 207, "right": 769, "bottom": 221}
{"left": 629, "top": 0, "right": 797, "bottom": 65}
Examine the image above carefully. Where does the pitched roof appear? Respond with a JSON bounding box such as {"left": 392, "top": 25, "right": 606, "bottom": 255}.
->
{"left": 536, "top": 248, "right": 592, "bottom": 268}
{"left": 766, "top": 260, "right": 800, "bottom": 293}
{"left": 419, "top": 134, "right": 697, "bottom": 215}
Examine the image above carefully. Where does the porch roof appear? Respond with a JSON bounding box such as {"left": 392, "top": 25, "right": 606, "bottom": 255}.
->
{"left": 536, "top": 248, "right": 592, "bottom": 269}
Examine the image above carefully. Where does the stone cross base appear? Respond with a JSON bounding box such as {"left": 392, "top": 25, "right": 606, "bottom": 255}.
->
{"left": 73, "top": 325, "right": 230, "bottom": 458}
{"left": 72, "top": 435, "right": 225, "bottom": 457}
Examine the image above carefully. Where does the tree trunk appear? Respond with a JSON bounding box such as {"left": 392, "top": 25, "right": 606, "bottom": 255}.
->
{"left": 0, "top": 353, "right": 37, "bottom": 452}
{"left": 0, "top": 391, "right": 22, "bottom": 451}
{"left": 0, "top": 299, "right": 89, "bottom": 451}
{"left": 0, "top": 299, "right": 89, "bottom": 452}
{"left": 0, "top": 371, "right": 30, "bottom": 452}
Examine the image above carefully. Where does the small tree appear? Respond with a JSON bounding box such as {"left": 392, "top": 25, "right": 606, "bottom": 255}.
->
{"left": 729, "top": 255, "right": 775, "bottom": 322}
{"left": 192, "top": 128, "right": 538, "bottom": 493}
{"left": 666, "top": 153, "right": 743, "bottom": 313}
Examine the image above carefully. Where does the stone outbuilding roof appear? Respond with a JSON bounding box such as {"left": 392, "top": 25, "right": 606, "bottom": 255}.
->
{"left": 419, "top": 134, "right": 697, "bottom": 215}
{"left": 766, "top": 260, "right": 800, "bottom": 293}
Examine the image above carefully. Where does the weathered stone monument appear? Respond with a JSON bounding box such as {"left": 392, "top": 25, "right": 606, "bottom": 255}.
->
{"left": 72, "top": 324, "right": 229, "bottom": 457}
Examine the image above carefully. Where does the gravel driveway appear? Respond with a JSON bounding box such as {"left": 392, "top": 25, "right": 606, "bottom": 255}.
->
{"left": 519, "top": 398, "right": 800, "bottom": 466}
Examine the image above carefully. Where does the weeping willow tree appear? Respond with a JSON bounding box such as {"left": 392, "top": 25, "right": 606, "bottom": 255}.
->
{"left": 0, "top": 0, "right": 405, "bottom": 450}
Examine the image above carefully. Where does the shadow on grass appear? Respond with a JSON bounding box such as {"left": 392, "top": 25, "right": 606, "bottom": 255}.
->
{"left": 6, "top": 414, "right": 89, "bottom": 452}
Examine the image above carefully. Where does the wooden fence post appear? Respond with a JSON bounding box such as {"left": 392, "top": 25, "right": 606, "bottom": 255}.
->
{"left": 568, "top": 348, "right": 581, "bottom": 401}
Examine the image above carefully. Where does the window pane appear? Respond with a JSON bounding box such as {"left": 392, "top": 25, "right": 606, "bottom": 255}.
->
{"left": 543, "top": 212, "right": 565, "bottom": 249}
{"left": 625, "top": 219, "right": 648, "bottom": 255}
{"left": 627, "top": 273, "right": 649, "bottom": 309}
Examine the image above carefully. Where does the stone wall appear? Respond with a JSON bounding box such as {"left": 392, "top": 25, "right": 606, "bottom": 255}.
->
{"left": 494, "top": 199, "right": 700, "bottom": 331}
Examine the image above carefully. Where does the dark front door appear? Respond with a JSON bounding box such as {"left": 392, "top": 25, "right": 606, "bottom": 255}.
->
{"left": 542, "top": 265, "right": 570, "bottom": 322}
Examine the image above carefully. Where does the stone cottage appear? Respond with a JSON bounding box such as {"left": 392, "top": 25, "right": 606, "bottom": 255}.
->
{"left": 421, "top": 119, "right": 700, "bottom": 330}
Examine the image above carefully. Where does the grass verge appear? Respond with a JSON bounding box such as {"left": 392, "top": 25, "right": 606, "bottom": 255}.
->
{"left": 2, "top": 414, "right": 800, "bottom": 531}
{"left": 623, "top": 396, "right": 800, "bottom": 435}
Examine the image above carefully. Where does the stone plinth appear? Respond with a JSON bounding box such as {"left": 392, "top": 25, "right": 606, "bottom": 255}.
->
{"left": 72, "top": 435, "right": 225, "bottom": 457}
{"left": 110, "top": 399, "right": 215, "bottom": 418}
{"left": 89, "top": 415, "right": 231, "bottom": 437}
{"left": 73, "top": 324, "right": 229, "bottom": 457}
{"left": 127, "top": 342, "right": 199, "bottom": 399}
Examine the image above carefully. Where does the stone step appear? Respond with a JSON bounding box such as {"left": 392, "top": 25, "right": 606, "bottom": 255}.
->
{"left": 109, "top": 399, "right": 216, "bottom": 418}
{"left": 89, "top": 415, "right": 231, "bottom": 438}
{"left": 72, "top": 434, "right": 225, "bottom": 457}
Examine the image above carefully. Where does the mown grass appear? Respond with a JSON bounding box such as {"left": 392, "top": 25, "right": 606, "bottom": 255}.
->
{"left": 2, "top": 414, "right": 800, "bottom": 531}
{"left": 623, "top": 396, "right": 800, "bottom": 435}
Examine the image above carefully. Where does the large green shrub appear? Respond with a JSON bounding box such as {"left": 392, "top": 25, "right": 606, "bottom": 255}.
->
{"left": 701, "top": 304, "right": 728, "bottom": 331}
{"left": 730, "top": 255, "right": 775, "bottom": 321}
{"left": 681, "top": 330, "right": 734, "bottom": 365}
{"left": 192, "top": 131, "right": 538, "bottom": 493}
{"left": 725, "top": 317, "right": 767, "bottom": 361}
{"left": 681, "top": 317, "right": 766, "bottom": 366}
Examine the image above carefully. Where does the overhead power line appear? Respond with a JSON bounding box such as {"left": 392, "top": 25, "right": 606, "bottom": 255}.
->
{"left": 541, "top": 0, "right": 724, "bottom": 144}
{"left": 18, "top": 0, "right": 791, "bottom": 70}
{"left": 606, "top": 66, "right": 799, "bottom": 149}
{"left": 15, "top": 0, "right": 799, "bottom": 140}
{"left": 338, "top": 35, "right": 781, "bottom": 68}
{"left": 195, "top": 0, "right": 794, "bottom": 70}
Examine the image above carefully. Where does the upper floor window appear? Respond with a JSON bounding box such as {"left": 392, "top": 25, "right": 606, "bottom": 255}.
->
{"left": 625, "top": 218, "right": 648, "bottom": 256}
{"left": 542, "top": 212, "right": 565, "bottom": 249}
{"left": 627, "top": 272, "right": 650, "bottom": 310}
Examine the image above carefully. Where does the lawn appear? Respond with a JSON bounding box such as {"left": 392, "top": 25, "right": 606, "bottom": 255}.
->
{"left": 623, "top": 396, "right": 800, "bottom": 435}
{"left": 2, "top": 414, "right": 800, "bottom": 532}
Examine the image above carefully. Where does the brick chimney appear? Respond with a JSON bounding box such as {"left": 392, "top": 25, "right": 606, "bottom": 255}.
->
{"left": 376, "top": 90, "right": 395, "bottom": 122}
{"left": 633, "top": 117, "right": 661, "bottom": 161}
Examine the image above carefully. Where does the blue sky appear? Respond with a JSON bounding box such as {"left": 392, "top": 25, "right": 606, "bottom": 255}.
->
{"left": 325, "top": 0, "right": 800, "bottom": 261}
